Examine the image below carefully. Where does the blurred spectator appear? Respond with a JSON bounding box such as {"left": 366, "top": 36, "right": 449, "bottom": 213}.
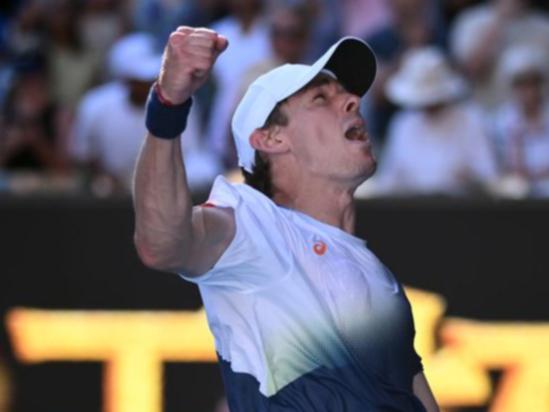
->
{"left": 441, "top": 0, "right": 484, "bottom": 26}
{"left": 492, "top": 45, "right": 549, "bottom": 196}
{"left": 300, "top": 0, "right": 340, "bottom": 60}
{"left": 374, "top": 47, "right": 498, "bottom": 195}
{"left": 70, "top": 33, "right": 220, "bottom": 193}
{"left": 46, "top": 0, "right": 101, "bottom": 108}
{"left": 133, "top": 0, "right": 227, "bottom": 49}
{"left": 3, "top": 0, "right": 46, "bottom": 59}
{"left": 0, "top": 64, "right": 68, "bottom": 173}
{"left": 80, "top": 0, "right": 127, "bottom": 70}
{"left": 205, "top": 0, "right": 272, "bottom": 169}
{"left": 363, "top": 0, "right": 445, "bottom": 142}
{"left": 450, "top": 0, "right": 549, "bottom": 110}
{"left": 238, "top": 0, "right": 313, "bottom": 93}
{"left": 340, "top": 0, "right": 392, "bottom": 38}
{"left": 69, "top": 33, "right": 160, "bottom": 192}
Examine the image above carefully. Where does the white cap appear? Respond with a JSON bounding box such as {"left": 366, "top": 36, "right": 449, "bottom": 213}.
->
{"left": 498, "top": 44, "right": 548, "bottom": 83}
{"left": 108, "top": 33, "right": 162, "bottom": 81}
{"left": 385, "top": 47, "right": 468, "bottom": 108}
{"left": 232, "top": 36, "right": 377, "bottom": 173}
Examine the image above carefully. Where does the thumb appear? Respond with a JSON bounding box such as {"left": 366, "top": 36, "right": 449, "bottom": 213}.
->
{"left": 214, "top": 35, "right": 229, "bottom": 54}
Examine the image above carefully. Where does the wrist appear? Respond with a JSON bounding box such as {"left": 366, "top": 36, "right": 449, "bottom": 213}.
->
{"left": 145, "top": 84, "right": 193, "bottom": 139}
{"left": 156, "top": 80, "right": 191, "bottom": 106}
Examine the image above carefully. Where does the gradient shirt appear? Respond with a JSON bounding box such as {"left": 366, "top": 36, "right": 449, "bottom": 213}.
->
{"left": 181, "top": 176, "right": 425, "bottom": 411}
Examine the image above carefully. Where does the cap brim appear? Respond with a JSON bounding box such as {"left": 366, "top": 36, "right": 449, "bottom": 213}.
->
{"left": 320, "top": 37, "right": 377, "bottom": 97}
{"left": 277, "top": 37, "right": 377, "bottom": 101}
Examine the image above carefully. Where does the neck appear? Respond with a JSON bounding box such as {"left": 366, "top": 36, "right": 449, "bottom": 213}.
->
{"left": 273, "top": 177, "right": 357, "bottom": 234}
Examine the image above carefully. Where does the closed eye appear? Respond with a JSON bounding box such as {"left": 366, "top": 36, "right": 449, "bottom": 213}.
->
{"left": 313, "top": 93, "right": 326, "bottom": 102}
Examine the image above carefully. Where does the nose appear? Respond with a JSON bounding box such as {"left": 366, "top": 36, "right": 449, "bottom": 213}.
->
{"left": 342, "top": 92, "right": 360, "bottom": 114}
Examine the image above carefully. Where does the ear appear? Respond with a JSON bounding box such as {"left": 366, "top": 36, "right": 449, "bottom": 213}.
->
{"left": 249, "top": 126, "right": 290, "bottom": 155}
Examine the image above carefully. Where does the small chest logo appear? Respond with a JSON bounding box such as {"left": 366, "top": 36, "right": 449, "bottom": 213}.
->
{"left": 313, "top": 241, "right": 328, "bottom": 256}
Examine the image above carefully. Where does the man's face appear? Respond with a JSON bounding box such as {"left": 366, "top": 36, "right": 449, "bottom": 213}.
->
{"left": 270, "top": 9, "right": 309, "bottom": 64}
{"left": 280, "top": 74, "right": 376, "bottom": 186}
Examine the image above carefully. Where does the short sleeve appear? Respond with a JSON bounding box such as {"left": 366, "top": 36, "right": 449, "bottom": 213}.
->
{"left": 179, "top": 177, "right": 293, "bottom": 291}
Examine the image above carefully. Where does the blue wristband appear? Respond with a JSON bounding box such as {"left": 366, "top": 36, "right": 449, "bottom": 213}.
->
{"left": 145, "top": 85, "right": 193, "bottom": 139}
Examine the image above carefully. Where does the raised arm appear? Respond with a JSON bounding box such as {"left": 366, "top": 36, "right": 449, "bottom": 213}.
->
{"left": 133, "top": 27, "right": 235, "bottom": 276}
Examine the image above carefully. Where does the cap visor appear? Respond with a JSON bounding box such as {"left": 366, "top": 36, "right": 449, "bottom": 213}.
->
{"left": 312, "top": 37, "right": 377, "bottom": 97}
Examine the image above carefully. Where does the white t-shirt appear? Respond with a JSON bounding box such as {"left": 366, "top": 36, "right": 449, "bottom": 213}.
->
{"left": 375, "top": 103, "right": 499, "bottom": 195}
{"left": 71, "top": 82, "right": 143, "bottom": 186}
{"left": 181, "top": 177, "right": 424, "bottom": 411}
{"left": 70, "top": 82, "right": 220, "bottom": 190}
{"left": 450, "top": 5, "right": 549, "bottom": 108}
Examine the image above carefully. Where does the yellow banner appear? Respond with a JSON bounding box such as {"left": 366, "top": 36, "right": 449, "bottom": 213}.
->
{"left": 6, "top": 288, "right": 549, "bottom": 412}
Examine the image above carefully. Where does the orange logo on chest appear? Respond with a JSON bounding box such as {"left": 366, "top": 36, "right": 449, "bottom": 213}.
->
{"left": 313, "top": 241, "right": 328, "bottom": 256}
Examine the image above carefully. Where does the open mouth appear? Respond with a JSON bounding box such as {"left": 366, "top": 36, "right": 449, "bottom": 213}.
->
{"left": 344, "top": 121, "right": 368, "bottom": 142}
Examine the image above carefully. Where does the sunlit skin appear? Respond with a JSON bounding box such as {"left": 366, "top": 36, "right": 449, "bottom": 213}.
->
{"left": 250, "top": 74, "right": 377, "bottom": 232}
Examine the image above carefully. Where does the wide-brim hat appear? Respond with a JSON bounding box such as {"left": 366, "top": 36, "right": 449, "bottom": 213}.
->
{"left": 386, "top": 47, "right": 468, "bottom": 108}
{"left": 232, "top": 36, "right": 377, "bottom": 173}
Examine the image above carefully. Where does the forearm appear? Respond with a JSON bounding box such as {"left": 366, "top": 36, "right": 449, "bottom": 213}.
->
{"left": 413, "top": 372, "right": 439, "bottom": 412}
{"left": 133, "top": 26, "right": 229, "bottom": 273}
{"left": 133, "top": 134, "right": 194, "bottom": 271}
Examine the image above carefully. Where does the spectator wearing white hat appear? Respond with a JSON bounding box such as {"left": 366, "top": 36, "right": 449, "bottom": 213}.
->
{"left": 492, "top": 45, "right": 549, "bottom": 196}
{"left": 374, "top": 47, "right": 499, "bottom": 195}
{"left": 449, "top": 0, "right": 549, "bottom": 110}
{"left": 70, "top": 33, "right": 220, "bottom": 193}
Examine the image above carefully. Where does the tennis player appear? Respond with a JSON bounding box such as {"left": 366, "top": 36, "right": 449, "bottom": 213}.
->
{"left": 134, "top": 26, "right": 439, "bottom": 412}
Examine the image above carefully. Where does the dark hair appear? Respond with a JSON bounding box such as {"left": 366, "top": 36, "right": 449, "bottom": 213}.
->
{"left": 241, "top": 102, "right": 288, "bottom": 198}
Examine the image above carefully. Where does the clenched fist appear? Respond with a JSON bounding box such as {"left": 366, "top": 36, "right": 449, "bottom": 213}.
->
{"left": 157, "top": 27, "right": 228, "bottom": 105}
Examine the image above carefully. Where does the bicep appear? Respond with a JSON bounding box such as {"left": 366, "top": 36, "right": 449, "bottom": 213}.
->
{"left": 182, "top": 205, "right": 236, "bottom": 277}
{"left": 413, "top": 372, "right": 439, "bottom": 412}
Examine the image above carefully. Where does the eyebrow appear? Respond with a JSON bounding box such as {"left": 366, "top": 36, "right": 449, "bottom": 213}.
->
{"left": 299, "top": 74, "right": 336, "bottom": 95}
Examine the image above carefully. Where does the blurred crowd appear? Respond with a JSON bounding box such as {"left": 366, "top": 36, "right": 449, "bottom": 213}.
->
{"left": 0, "top": 0, "right": 548, "bottom": 197}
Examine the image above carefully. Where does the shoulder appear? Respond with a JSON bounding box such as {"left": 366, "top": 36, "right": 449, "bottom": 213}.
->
{"left": 182, "top": 177, "right": 293, "bottom": 289}
{"left": 207, "top": 176, "right": 281, "bottom": 219}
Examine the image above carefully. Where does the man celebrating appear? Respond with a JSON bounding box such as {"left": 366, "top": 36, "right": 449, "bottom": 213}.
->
{"left": 133, "top": 26, "right": 439, "bottom": 412}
